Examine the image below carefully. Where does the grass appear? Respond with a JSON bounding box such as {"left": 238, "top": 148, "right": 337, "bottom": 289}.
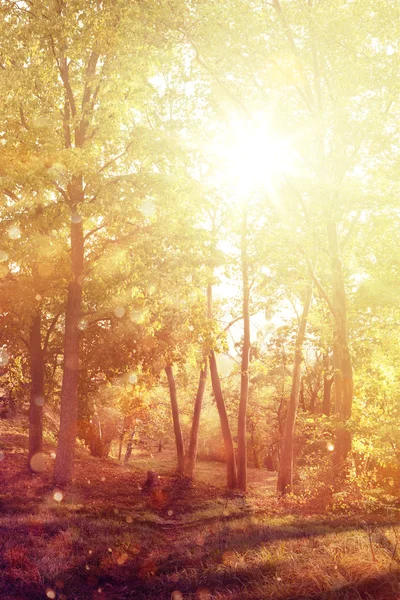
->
{"left": 0, "top": 418, "right": 400, "bottom": 599}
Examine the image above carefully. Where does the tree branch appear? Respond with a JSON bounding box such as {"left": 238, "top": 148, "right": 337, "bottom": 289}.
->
{"left": 98, "top": 140, "right": 134, "bottom": 174}
{"left": 43, "top": 312, "right": 62, "bottom": 355}
{"left": 303, "top": 254, "right": 336, "bottom": 319}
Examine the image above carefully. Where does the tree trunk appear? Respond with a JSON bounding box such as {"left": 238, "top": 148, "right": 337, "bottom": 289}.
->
{"left": 124, "top": 429, "right": 134, "bottom": 463}
{"left": 277, "top": 280, "right": 313, "bottom": 495}
{"left": 237, "top": 205, "right": 250, "bottom": 491}
{"left": 54, "top": 195, "right": 84, "bottom": 486}
{"left": 299, "top": 377, "right": 305, "bottom": 411}
{"left": 323, "top": 354, "right": 333, "bottom": 416}
{"left": 207, "top": 283, "right": 237, "bottom": 488}
{"left": 186, "top": 363, "right": 207, "bottom": 479}
{"left": 29, "top": 310, "right": 45, "bottom": 470}
{"left": 165, "top": 364, "right": 185, "bottom": 475}
{"left": 326, "top": 218, "right": 353, "bottom": 464}
{"left": 118, "top": 428, "right": 125, "bottom": 461}
{"left": 309, "top": 388, "right": 318, "bottom": 414}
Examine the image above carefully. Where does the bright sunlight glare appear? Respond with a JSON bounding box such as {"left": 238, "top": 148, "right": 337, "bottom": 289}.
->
{"left": 207, "top": 113, "right": 298, "bottom": 200}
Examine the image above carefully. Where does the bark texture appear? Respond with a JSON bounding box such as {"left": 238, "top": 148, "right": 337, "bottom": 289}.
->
{"left": 54, "top": 200, "right": 84, "bottom": 486}
{"left": 327, "top": 218, "right": 353, "bottom": 463}
{"left": 165, "top": 364, "right": 185, "bottom": 475}
{"left": 277, "top": 281, "right": 313, "bottom": 495}
{"left": 207, "top": 283, "right": 237, "bottom": 488}
{"left": 29, "top": 311, "right": 44, "bottom": 468}
{"left": 237, "top": 206, "right": 250, "bottom": 491}
{"left": 323, "top": 354, "right": 333, "bottom": 416}
{"left": 186, "top": 364, "right": 207, "bottom": 479}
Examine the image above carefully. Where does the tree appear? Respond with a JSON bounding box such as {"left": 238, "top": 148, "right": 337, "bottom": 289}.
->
{"left": 277, "top": 278, "right": 313, "bottom": 494}
{"left": 0, "top": 0, "right": 203, "bottom": 485}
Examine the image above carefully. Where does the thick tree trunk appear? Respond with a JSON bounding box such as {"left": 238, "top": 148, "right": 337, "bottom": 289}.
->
{"left": 29, "top": 311, "right": 45, "bottom": 469}
{"left": 323, "top": 354, "right": 333, "bottom": 416}
{"left": 165, "top": 364, "right": 185, "bottom": 475}
{"left": 277, "top": 280, "right": 313, "bottom": 495}
{"left": 237, "top": 206, "right": 250, "bottom": 491}
{"left": 207, "top": 283, "right": 237, "bottom": 488}
{"left": 54, "top": 195, "right": 84, "bottom": 486}
{"left": 326, "top": 218, "right": 353, "bottom": 463}
{"left": 186, "top": 363, "right": 207, "bottom": 479}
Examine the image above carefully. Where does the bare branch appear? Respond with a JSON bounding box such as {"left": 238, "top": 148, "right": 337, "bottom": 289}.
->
{"left": 53, "top": 183, "right": 70, "bottom": 205}
{"left": 19, "top": 105, "right": 29, "bottom": 130}
{"left": 84, "top": 224, "right": 106, "bottom": 241}
{"left": 3, "top": 189, "right": 19, "bottom": 202}
{"left": 98, "top": 141, "right": 134, "bottom": 174}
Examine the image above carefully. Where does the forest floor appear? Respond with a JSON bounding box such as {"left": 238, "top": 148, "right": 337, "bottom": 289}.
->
{"left": 0, "top": 419, "right": 400, "bottom": 600}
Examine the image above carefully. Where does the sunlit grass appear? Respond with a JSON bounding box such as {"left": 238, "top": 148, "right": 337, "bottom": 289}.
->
{"left": 1, "top": 418, "right": 399, "bottom": 599}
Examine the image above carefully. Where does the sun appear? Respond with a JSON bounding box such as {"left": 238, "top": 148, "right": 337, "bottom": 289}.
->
{"left": 206, "top": 112, "right": 298, "bottom": 200}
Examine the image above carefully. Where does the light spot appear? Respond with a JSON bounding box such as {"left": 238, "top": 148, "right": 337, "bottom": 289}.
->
{"left": 0, "top": 349, "right": 9, "bottom": 366}
{"left": 327, "top": 443, "right": 334, "bottom": 452}
{"left": 128, "top": 373, "right": 137, "bottom": 384}
{"left": 276, "top": 576, "right": 282, "bottom": 581}
{"left": 139, "top": 199, "right": 156, "bottom": 218}
{"left": 85, "top": 564, "right": 90, "bottom": 571}
{"left": 46, "top": 589, "right": 56, "bottom": 599}
{"left": 117, "top": 553, "right": 128, "bottom": 565}
{"left": 35, "top": 294, "right": 42, "bottom": 301}
{"left": 50, "top": 452, "right": 56, "bottom": 459}
{"left": 171, "top": 591, "right": 183, "bottom": 600}
{"left": 78, "top": 319, "right": 88, "bottom": 330}
{"left": 30, "top": 452, "right": 45, "bottom": 472}
{"left": 34, "top": 396, "right": 45, "bottom": 407}
{"left": 53, "top": 490, "right": 63, "bottom": 502}
{"left": 167, "top": 509, "right": 173, "bottom": 517}
{"left": 88, "top": 549, "right": 93, "bottom": 555}
{"left": 0, "top": 451, "right": 5, "bottom": 462}
{"left": 126, "top": 515, "right": 133, "bottom": 523}
{"left": 108, "top": 547, "right": 113, "bottom": 553}
{"left": 7, "top": 225, "right": 21, "bottom": 240}
{"left": 129, "top": 310, "right": 142, "bottom": 323}
{"left": 98, "top": 589, "right": 102, "bottom": 593}
{"left": 147, "top": 285, "right": 156, "bottom": 295}
{"left": 386, "top": 45, "right": 395, "bottom": 55}
{"left": 114, "top": 306, "right": 125, "bottom": 318}
{"left": 87, "top": 480, "right": 91, "bottom": 484}
{"left": 101, "top": 476, "right": 105, "bottom": 482}
{"left": 0, "top": 250, "right": 8, "bottom": 262}
{"left": 71, "top": 213, "right": 82, "bottom": 224}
